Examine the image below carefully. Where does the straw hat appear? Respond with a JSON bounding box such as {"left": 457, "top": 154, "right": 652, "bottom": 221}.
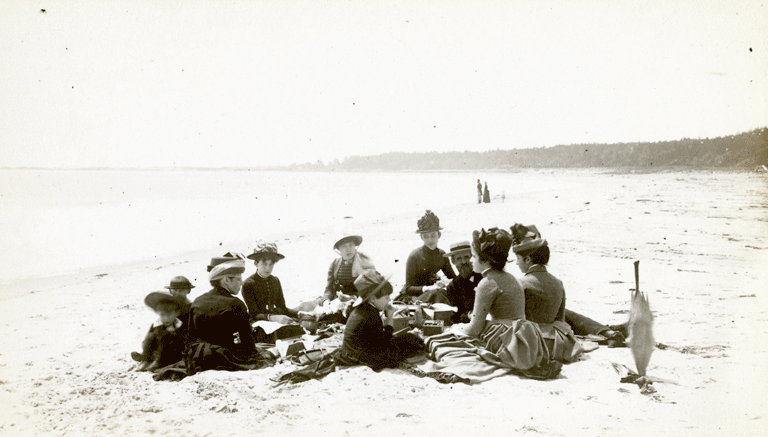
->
{"left": 444, "top": 240, "right": 471, "bottom": 258}
{"left": 206, "top": 252, "right": 246, "bottom": 281}
{"left": 333, "top": 235, "right": 363, "bottom": 251}
{"left": 352, "top": 270, "right": 392, "bottom": 307}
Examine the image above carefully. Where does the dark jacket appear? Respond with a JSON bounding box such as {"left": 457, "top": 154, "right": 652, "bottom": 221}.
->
{"left": 338, "top": 302, "right": 422, "bottom": 371}
{"left": 520, "top": 265, "right": 566, "bottom": 324}
{"left": 402, "top": 245, "right": 456, "bottom": 296}
{"left": 188, "top": 286, "right": 256, "bottom": 358}
{"left": 242, "top": 273, "right": 297, "bottom": 322}
{"left": 139, "top": 320, "right": 187, "bottom": 367}
{"left": 445, "top": 272, "right": 482, "bottom": 323}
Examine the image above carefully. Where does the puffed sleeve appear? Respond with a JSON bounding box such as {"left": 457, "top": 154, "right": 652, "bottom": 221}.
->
{"left": 462, "top": 278, "right": 497, "bottom": 337}
{"left": 323, "top": 258, "right": 339, "bottom": 302}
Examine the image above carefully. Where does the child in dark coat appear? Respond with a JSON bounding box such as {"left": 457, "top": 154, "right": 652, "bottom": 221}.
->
{"left": 336, "top": 269, "right": 424, "bottom": 371}
{"left": 131, "top": 291, "right": 188, "bottom": 372}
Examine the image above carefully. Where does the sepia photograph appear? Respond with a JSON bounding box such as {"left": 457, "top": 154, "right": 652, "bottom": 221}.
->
{"left": 1, "top": 1, "right": 766, "bottom": 436}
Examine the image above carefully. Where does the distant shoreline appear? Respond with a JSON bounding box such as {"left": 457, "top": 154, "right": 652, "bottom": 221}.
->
{"left": 1, "top": 166, "right": 762, "bottom": 174}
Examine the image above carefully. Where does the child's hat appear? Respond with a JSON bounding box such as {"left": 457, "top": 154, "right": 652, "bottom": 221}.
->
{"left": 352, "top": 269, "right": 392, "bottom": 307}
{"left": 416, "top": 210, "right": 442, "bottom": 233}
{"left": 510, "top": 224, "right": 548, "bottom": 255}
{"left": 333, "top": 235, "right": 363, "bottom": 251}
{"left": 247, "top": 241, "right": 285, "bottom": 261}
{"left": 164, "top": 276, "right": 195, "bottom": 290}
{"left": 144, "top": 291, "right": 185, "bottom": 312}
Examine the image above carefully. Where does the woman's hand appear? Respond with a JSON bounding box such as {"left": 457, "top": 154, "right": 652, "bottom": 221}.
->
{"left": 383, "top": 302, "right": 397, "bottom": 318}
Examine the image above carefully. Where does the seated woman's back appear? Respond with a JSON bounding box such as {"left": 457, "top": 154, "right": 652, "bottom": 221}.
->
{"left": 520, "top": 265, "right": 565, "bottom": 324}
{"left": 464, "top": 269, "right": 525, "bottom": 336}
{"left": 483, "top": 270, "right": 525, "bottom": 321}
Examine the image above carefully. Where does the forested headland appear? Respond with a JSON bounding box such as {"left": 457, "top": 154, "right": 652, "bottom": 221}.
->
{"left": 289, "top": 128, "right": 767, "bottom": 171}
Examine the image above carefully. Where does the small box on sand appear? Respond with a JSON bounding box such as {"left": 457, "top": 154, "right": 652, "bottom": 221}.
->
{"left": 276, "top": 337, "right": 306, "bottom": 358}
{"left": 431, "top": 310, "right": 453, "bottom": 323}
{"left": 392, "top": 317, "right": 409, "bottom": 331}
{"left": 422, "top": 320, "right": 444, "bottom": 336}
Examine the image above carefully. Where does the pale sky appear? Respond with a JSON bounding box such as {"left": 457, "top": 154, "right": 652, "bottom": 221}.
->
{"left": 1, "top": 0, "right": 766, "bottom": 168}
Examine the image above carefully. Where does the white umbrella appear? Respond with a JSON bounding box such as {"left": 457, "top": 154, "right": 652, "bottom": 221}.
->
{"left": 628, "top": 261, "right": 654, "bottom": 376}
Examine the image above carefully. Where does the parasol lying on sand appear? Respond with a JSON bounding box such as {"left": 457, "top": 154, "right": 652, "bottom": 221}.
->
{"left": 628, "top": 260, "right": 654, "bottom": 376}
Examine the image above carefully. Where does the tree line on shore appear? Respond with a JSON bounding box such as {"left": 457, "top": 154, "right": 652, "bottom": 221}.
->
{"left": 289, "top": 127, "right": 767, "bottom": 171}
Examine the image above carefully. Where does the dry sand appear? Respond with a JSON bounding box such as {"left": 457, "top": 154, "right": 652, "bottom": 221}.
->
{"left": 1, "top": 170, "right": 766, "bottom": 436}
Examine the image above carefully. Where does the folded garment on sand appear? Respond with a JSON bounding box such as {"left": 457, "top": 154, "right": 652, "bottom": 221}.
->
{"left": 273, "top": 348, "right": 338, "bottom": 386}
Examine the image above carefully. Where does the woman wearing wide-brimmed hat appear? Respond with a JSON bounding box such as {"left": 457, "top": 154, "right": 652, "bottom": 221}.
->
{"left": 323, "top": 234, "right": 375, "bottom": 303}
{"left": 242, "top": 241, "right": 300, "bottom": 325}
{"left": 290, "top": 234, "right": 375, "bottom": 321}
{"left": 336, "top": 269, "right": 424, "bottom": 371}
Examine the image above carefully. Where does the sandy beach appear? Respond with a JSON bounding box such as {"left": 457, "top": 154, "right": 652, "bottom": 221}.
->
{"left": 1, "top": 170, "right": 766, "bottom": 437}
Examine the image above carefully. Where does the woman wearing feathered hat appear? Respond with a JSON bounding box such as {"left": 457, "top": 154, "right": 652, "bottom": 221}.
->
{"left": 336, "top": 269, "right": 424, "bottom": 371}
{"left": 399, "top": 210, "right": 456, "bottom": 301}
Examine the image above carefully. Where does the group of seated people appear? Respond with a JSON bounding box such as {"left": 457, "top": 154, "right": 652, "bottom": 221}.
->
{"left": 131, "top": 210, "right": 625, "bottom": 380}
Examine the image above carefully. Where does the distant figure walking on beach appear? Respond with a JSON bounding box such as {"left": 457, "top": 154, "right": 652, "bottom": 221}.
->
{"left": 483, "top": 182, "right": 490, "bottom": 203}
{"left": 476, "top": 179, "right": 482, "bottom": 204}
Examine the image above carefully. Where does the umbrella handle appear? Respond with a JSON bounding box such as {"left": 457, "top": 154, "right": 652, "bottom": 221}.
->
{"left": 634, "top": 260, "right": 640, "bottom": 294}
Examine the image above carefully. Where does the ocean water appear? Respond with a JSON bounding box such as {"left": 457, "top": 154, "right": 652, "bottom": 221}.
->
{"left": 0, "top": 169, "right": 537, "bottom": 285}
{"left": 2, "top": 168, "right": 764, "bottom": 290}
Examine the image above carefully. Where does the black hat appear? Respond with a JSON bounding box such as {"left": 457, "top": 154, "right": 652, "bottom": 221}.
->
{"left": 144, "top": 291, "right": 184, "bottom": 312}
{"left": 164, "top": 276, "right": 195, "bottom": 290}
{"left": 352, "top": 269, "right": 392, "bottom": 307}
{"left": 473, "top": 228, "right": 513, "bottom": 265}
{"left": 416, "top": 210, "right": 442, "bottom": 234}
{"left": 247, "top": 242, "right": 286, "bottom": 261}
{"left": 510, "top": 224, "right": 548, "bottom": 255}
